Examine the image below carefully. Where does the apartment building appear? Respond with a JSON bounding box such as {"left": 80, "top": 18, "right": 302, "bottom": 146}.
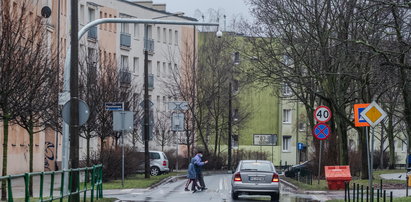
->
{"left": 0, "top": 0, "right": 197, "bottom": 174}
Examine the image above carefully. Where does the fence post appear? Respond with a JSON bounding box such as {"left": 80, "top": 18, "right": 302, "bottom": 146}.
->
{"left": 24, "top": 173, "right": 30, "bottom": 202}
{"left": 7, "top": 176, "right": 13, "bottom": 202}
{"left": 357, "top": 184, "right": 359, "bottom": 202}
{"left": 361, "top": 185, "right": 363, "bottom": 202}
{"left": 377, "top": 189, "right": 379, "bottom": 202}
{"left": 345, "top": 182, "right": 347, "bottom": 201}
{"left": 383, "top": 190, "right": 386, "bottom": 202}
{"left": 90, "top": 166, "right": 95, "bottom": 202}
{"left": 50, "top": 172, "right": 55, "bottom": 199}
{"left": 380, "top": 179, "right": 382, "bottom": 197}
{"left": 40, "top": 172, "right": 44, "bottom": 200}
{"left": 389, "top": 191, "right": 392, "bottom": 202}
{"left": 366, "top": 186, "right": 369, "bottom": 202}
{"left": 60, "top": 170, "right": 65, "bottom": 202}
{"left": 371, "top": 187, "right": 374, "bottom": 202}
{"left": 99, "top": 165, "right": 103, "bottom": 198}
{"left": 348, "top": 182, "right": 351, "bottom": 202}
{"left": 353, "top": 183, "right": 356, "bottom": 202}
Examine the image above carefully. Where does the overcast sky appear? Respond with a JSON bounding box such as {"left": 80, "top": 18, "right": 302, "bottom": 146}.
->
{"left": 154, "top": 0, "right": 253, "bottom": 24}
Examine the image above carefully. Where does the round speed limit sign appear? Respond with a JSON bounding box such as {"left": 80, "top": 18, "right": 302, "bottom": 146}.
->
{"left": 314, "top": 106, "right": 332, "bottom": 123}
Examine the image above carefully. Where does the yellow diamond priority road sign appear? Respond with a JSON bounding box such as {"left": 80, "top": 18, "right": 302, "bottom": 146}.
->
{"left": 360, "top": 101, "right": 387, "bottom": 128}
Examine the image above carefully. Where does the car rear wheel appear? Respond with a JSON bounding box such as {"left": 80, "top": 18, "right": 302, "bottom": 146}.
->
{"left": 150, "top": 166, "right": 160, "bottom": 176}
{"left": 270, "top": 193, "right": 279, "bottom": 201}
{"left": 231, "top": 191, "right": 239, "bottom": 200}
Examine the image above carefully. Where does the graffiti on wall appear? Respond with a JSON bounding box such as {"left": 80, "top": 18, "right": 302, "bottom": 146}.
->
{"left": 44, "top": 141, "right": 55, "bottom": 171}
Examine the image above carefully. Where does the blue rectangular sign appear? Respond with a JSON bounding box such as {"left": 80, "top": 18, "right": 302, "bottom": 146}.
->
{"left": 297, "top": 142, "right": 304, "bottom": 150}
{"left": 105, "top": 102, "right": 124, "bottom": 111}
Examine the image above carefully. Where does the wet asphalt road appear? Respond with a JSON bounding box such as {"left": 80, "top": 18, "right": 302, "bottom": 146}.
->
{"left": 105, "top": 174, "right": 340, "bottom": 202}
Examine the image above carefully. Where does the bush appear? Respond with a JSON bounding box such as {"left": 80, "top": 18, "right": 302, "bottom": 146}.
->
{"left": 83, "top": 146, "right": 141, "bottom": 181}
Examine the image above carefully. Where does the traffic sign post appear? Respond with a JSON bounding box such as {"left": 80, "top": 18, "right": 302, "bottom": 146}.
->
{"left": 314, "top": 106, "right": 332, "bottom": 123}
{"left": 360, "top": 101, "right": 387, "bottom": 189}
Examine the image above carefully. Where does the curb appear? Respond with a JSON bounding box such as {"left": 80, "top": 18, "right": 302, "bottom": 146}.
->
{"left": 280, "top": 179, "right": 298, "bottom": 190}
{"left": 149, "top": 174, "right": 186, "bottom": 189}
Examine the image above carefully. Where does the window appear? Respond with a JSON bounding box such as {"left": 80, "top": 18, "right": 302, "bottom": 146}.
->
{"left": 134, "top": 24, "right": 140, "bottom": 38}
{"left": 157, "top": 61, "right": 161, "bottom": 77}
{"left": 169, "top": 29, "right": 172, "bottom": 44}
{"left": 174, "top": 64, "right": 178, "bottom": 71}
{"left": 163, "top": 28, "right": 166, "bottom": 43}
{"left": 157, "top": 27, "right": 161, "bottom": 42}
{"left": 174, "top": 30, "right": 178, "bottom": 45}
{"left": 88, "top": 8, "right": 95, "bottom": 22}
{"left": 121, "top": 55, "right": 128, "bottom": 70}
{"left": 298, "top": 122, "right": 306, "bottom": 131}
{"left": 149, "top": 152, "right": 160, "bottom": 159}
{"left": 168, "top": 63, "right": 172, "bottom": 75}
{"left": 283, "top": 109, "right": 291, "bottom": 123}
{"left": 148, "top": 60, "right": 152, "bottom": 74}
{"left": 133, "top": 57, "right": 139, "bottom": 74}
{"left": 121, "top": 22, "right": 129, "bottom": 33}
{"left": 163, "top": 62, "right": 166, "bottom": 76}
{"left": 282, "top": 136, "right": 291, "bottom": 151}
{"left": 283, "top": 83, "right": 292, "bottom": 96}
{"left": 157, "top": 96, "right": 160, "bottom": 107}
{"left": 80, "top": 5, "right": 84, "bottom": 25}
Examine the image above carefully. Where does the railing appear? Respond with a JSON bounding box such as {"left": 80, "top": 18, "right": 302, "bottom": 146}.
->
{"left": 144, "top": 38, "right": 155, "bottom": 54}
{"left": 148, "top": 74, "right": 154, "bottom": 90}
{"left": 120, "top": 32, "right": 131, "bottom": 47}
{"left": 120, "top": 69, "right": 132, "bottom": 85}
{"left": 0, "top": 164, "right": 103, "bottom": 202}
{"left": 88, "top": 26, "right": 98, "bottom": 40}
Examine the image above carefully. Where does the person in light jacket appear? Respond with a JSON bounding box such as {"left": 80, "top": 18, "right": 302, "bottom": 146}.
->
{"left": 193, "top": 151, "right": 208, "bottom": 191}
{"left": 184, "top": 157, "right": 201, "bottom": 192}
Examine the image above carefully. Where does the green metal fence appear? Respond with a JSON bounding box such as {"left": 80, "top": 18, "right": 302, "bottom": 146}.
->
{"left": 0, "top": 164, "right": 103, "bottom": 202}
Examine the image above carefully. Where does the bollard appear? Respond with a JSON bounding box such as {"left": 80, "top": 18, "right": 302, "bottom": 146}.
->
{"left": 389, "top": 191, "right": 392, "bottom": 202}
{"left": 383, "top": 190, "right": 386, "bottom": 202}
{"left": 361, "top": 185, "right": 364, "bottom": 202}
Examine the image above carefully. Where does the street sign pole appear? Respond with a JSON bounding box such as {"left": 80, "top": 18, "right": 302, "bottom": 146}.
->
{"left": 121, "top": 111, "right": 125, "bottom": 188}
{"left": 318, "top": 141, "right": 322, "bottom": 184}
{"left": 366, "top": 127, "right": 371, "bottom": 188}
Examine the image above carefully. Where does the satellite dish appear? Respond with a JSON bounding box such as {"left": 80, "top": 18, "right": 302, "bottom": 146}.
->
{"left": 41, "top": 6, "right": 52, "bottom": 18}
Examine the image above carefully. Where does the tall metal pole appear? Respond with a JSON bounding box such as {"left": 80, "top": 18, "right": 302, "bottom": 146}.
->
{"left": 143, "top": 24, "right": 150, "bottom": 179}
{"left": 371, "top": 127, "right": 375, "bottom": 187}
{"left": 69, "top": 0, "right": 80, "bottom": 200}
{"left": 318, "top": 141, "right": 322, "bottom": 184}
{"left": 228, "top": 81, "right": 232, "bottom": 171}
{"left": 121, "top": 112, "right": 125, "bottom": 187}
{"left": 366, "top": 127, "right": 372, "bottom": 188}
{"left": 191, "top": 26, "right": 196, "bottom": 157}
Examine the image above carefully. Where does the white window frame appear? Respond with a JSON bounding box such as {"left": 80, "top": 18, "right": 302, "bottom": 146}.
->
{"left": 283, "top": 83, "right": 292, "bottom": 96}
{"left": 134, "top": 23, "right": 140, "bottom": 39}
{"left": 282, "top": 136, "right": 291, "bottom": 152}
{"left": 283, "top": 109, "right": 292, "bottom": 123}
{"left": 157, "top": 61, "right": 161, "bottom": 77}
{"left": 133, "top": 57, "right": 139, "bottom": 74}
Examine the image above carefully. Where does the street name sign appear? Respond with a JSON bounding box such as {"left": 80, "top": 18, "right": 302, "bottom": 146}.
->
{"left": 313, "top": 123, "right": 331, "bottom": 140}
{"left": 314, "top": 106, "right": 332, "bottom": 123}
{"left": 105, "top": 102, "right": 124, "bottom": 111}
{"left": 354, "top": 104, "right": 370, "bottom": 127}
{"left": 360, "top": 101, "right": 387, "bottom": 128}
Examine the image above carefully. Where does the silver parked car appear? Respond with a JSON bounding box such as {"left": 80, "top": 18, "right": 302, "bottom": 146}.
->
{"left": 136, "top": 151, "right": 170, "bottom": 176}
{"left": 231, "top": 160, "right": 280, "bottom": 201}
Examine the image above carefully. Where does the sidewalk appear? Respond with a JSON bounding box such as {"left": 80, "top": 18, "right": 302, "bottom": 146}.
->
{"left": 380, "top": 173, "right": 407, "bottom": 181}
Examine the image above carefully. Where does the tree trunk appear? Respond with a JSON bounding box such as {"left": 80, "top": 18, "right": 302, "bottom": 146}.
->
{"left": 380, "top": 126, "right": 385, "bottom": 169}
{"left": 1, "top": 114, "right": 10, "bottom": 200}
{"left": 86, "top": 136, "right": 90, "bottom": 167}
{"left": 213, "top": 115, "right": 219, "bottom": 158}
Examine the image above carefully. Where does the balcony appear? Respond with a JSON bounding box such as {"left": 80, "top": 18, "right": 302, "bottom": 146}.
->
{"left": 148, "top": 74, "right": 154, "bottom": 90}
{"left": 120, "top": 69, "right": 131, "bottom": 86}
{"left": 120, "top": 32, "right": 131, "bottom": 48}
{"left": 144, "top": 39, "right": 155, "bottom": 54}
{"left": 88, "top": 26, "right": 97, "bottom": 40}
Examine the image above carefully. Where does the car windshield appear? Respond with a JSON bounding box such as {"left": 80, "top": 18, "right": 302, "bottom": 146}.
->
{"left": 240, "top": 162, "right": 273, "bottom": 172}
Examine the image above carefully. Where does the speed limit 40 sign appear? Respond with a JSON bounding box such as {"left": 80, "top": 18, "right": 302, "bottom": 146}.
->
{"left": 314, "top": 106, "right": 332, "bottom": 123}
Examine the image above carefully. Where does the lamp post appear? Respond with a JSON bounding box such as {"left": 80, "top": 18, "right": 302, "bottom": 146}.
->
{"left": 228, "top": 52, "right": 240, "bottom": 171}
{"left": 60, "top": 17, "right": 220, "bottom": 184}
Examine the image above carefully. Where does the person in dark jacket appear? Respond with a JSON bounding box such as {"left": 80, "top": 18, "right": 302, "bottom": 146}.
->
{"left": 193, "top": 151, "right": 208, "bottom": 191}
{"left": 184, "top": 157, "right": 201, "bottom": 192}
